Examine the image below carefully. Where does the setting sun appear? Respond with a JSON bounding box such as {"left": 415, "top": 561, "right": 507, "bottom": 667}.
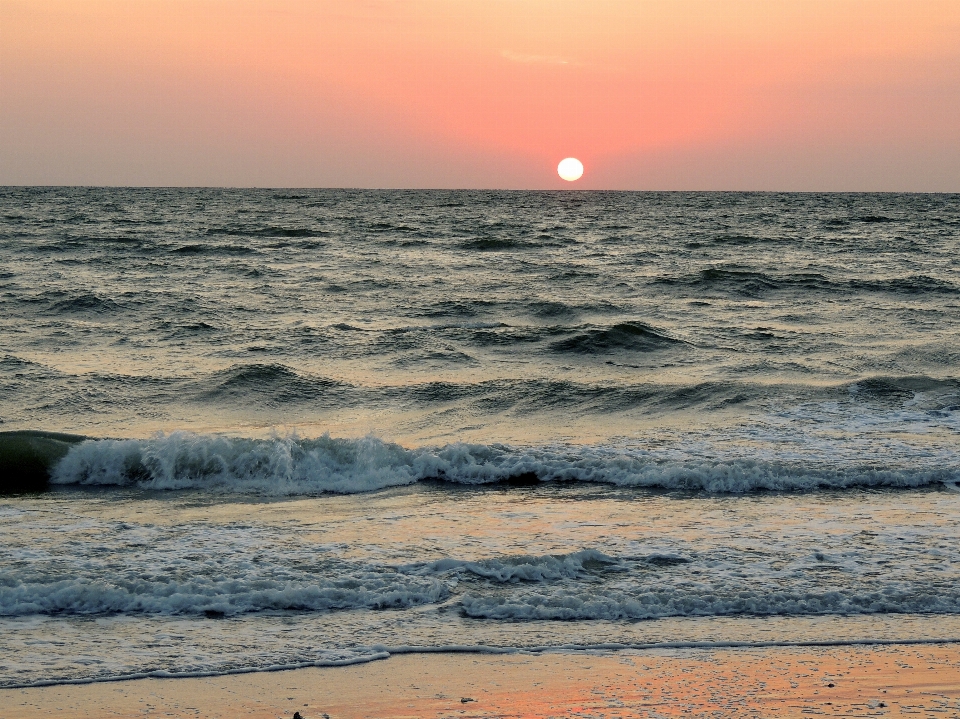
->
{"left": 558, "top": 158, "right": 584, "bottom": 182}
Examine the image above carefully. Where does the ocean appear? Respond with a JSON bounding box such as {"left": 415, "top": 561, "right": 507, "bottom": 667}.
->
{"left": 1, "top": 188, "right": 959, "bottom": 687}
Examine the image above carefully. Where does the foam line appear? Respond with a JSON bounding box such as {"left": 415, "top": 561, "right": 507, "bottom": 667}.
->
{"left": 7, "top": 638, "right": 960, "bottom": 690}
{"left": 4, "top": 652, "right": 392, "bottom": 689}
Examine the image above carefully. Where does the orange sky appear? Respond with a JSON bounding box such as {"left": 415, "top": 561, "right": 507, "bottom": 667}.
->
{"left": 2, "top": 0, "right": 959, "bottom": 189}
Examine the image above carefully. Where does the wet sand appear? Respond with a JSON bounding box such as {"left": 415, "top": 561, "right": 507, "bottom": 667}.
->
{"left": 2, "top": 643, "right": 959, "bottom": 718}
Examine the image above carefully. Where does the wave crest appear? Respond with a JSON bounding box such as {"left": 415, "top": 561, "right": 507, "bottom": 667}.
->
{"left": 0, "top": 573, "right": 447, "bottom": 617}
{"left": 397, "top": 550, "right": 623, "bottom": 583}
{"left": 48, "top": 432, "right": 957, "bottom": 495}
{"left": 459, "top": 586, "right": 960, "bottom": 621}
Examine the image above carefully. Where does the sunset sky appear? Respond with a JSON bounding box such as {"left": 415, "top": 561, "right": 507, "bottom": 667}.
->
{"left": 2, "top": 0, "right": 959, "bottom": 190}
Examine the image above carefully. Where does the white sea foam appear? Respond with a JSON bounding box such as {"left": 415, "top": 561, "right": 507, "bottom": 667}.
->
{"left": 0, "top": 550, "right": 622, "bottom": 617}
{"left": 397, "top": 549, "right": 623, "bottom": 582}
{"left": 0, "top": 575, "right": 448, "bottom": 617}
{"left": 5, "top": 649, "right": 393, "bottom": 688}
{"left": 4, "top": 570, "right": 958, "bottom": 620}
{"left": 459, "top": 587, "right": 960, "bottom": 621}
{"left": 50, "top": 431, "right": 957, "bottom": 495}
{"left": 5, "top": 535, "right": 957, "bottom": 621}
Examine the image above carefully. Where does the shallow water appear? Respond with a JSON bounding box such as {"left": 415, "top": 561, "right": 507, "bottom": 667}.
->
{"left": 2, "top": 483, "right": 960, "bottom": 686}
{"left": 1, "top": 189, "right": 958, "bottom": 686}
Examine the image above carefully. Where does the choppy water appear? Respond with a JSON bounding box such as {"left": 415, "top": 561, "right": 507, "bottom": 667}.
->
{"left": 1, "top": 188, "right": 959, "bottom": 686}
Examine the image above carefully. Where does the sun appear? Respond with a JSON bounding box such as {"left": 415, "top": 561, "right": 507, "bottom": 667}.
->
{"left": 557, "top": 157, "right": 584, "bottom": 182}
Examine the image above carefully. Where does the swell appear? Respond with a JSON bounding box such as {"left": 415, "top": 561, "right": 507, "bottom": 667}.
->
{"left": 6, "top": 358, "right": 937, "bottom": 426}
{"left": 653, "top": 268, "right": 960, "bottom": 298}
{"left": 549, "top": 322, "right": 685, "bottom": 353}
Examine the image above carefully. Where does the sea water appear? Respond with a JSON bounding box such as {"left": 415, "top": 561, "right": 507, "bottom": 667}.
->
{"left": 1, "top": 188, "right": 959, "bottom": 687}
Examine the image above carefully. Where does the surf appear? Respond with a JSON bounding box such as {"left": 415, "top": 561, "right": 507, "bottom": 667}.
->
{"left": 38, "top": 431, "right": 959, "bottom": 496}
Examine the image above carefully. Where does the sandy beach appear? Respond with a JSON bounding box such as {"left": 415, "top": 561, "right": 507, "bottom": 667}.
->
{"left": 3, "top": 643, "right": 958, "bottom": 719}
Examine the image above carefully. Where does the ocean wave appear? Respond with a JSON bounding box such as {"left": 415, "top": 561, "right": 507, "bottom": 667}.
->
{"left": 5, "top": 573, "right": 958, "bottom": 623}
{"left": 397, "top": 550, "right": 624, "bottom": 583}
{"left": 458, "top": 237, "right": 529, "bottom": 251}
{"left": 0, "top": 550, "right": 627, "bottom": 616}
{"left": 46, "top": 432, "right": 957, "bottom": 495}
{"left": 4, "top": 649, "right": 393, "bottom": 689}
{"left": 6, "top": 540, "right": 954, "bottom": 621}
{"left": 654, "top": 268, "right": 807, "bottom": 297}
{"left": 550, "top": 322, "right": 684, "bottom": 354}
{"left": 0, "top": 574, "right": 447, "bottom": 617}
{"left": 0, "top": 354, "right": 46, "bottom": 370}
{"left": 0, "top": 431, "right": 86, "bottom": 494}
{"left": 654, "top": 268, "right": 959, "bottom": 298}
{"left": 203, "top": 225, "right": 318, "bottom": 238}
{"left": 199, "top": 364, "right": 348, "bottom": 405}
{"left": 46, "top": 293, "right": 124, "bottom": 314}
{"left": 459, "top": 586, "right": 960, "bottom": 621}
{"left": 849, "top": 275, "right": 960, "bottom": 295}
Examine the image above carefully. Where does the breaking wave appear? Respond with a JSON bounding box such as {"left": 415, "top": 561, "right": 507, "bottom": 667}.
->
{"left": 48, "top": 432, "right": 958, "bottom": 495}
{"left": 459, "top": 586, "right": 960, "bottom": 621}
{"left": 0, "top": 574, "right": 447, "bottom": 618}
{"left": 6, "top": 541, "right": 958, "bottom": 621}
{"left": 397, "top": 549, "right": 624, "bottom": 583}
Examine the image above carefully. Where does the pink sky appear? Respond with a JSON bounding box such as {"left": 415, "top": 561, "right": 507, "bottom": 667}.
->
{"left": 2, "top": 0, "right": 959, "bottom": 189}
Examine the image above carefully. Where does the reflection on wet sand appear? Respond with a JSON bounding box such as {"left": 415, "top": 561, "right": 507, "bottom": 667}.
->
{"left": 3, "top": 644, "right": 958, "bottom": 718}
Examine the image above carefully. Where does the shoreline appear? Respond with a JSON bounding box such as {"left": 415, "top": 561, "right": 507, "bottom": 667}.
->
{"left": 3, "top": 642, "right": 959, "bottom": 718}
{"left": 6, "top": 636, "right": 960, "bottom": 691}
